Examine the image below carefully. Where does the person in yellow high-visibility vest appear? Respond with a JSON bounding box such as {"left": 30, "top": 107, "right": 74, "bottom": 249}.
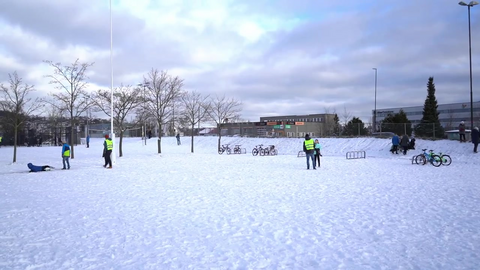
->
{"left": 0, "top": 136, "right": 2, "bottom": 147}
{"left": 103, "top": 134, "right": 113, "bottom": 168}
{"left": 61, "top": 141, "right": 71, "bottom": 170}
{"left": 303, "top": 134, "right": 316, "bottom": 170}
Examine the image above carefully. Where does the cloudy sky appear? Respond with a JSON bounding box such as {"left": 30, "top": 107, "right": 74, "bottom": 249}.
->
{"left": 0, "top": 0, "right": 479, "bottom": 123}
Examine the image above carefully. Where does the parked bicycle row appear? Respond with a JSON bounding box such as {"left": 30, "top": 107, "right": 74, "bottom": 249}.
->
{"left": 412, "top": 148, "right": 452, "bottom": 167}
{"left": 218, "top": 144, "right": 277, "bottom": 156}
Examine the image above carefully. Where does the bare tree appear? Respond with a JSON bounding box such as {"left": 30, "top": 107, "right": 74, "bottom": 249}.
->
{"left": 180, "top": 90, "right": 210, "bottom": 153}
{"left": 0, "top": 72, "right": 43, "bottom": 162}
{"left": 44, "top": 59, "right": 94, "bottom": 159}
{"left": 206, "top": 94, "right": 242, "bottom": 151}
{"left": 44, "top": 101, "right": 66, "bottom": 146}
{"left": 92, "top": 85, "right": 141, "bottom": 157}
{"left": 144, "top": 69, "right": 183, "bottom": 154}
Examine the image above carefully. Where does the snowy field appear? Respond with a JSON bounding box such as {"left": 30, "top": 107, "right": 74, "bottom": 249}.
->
{"left": 0, "top": 136, "right": 479, "bottom": 269}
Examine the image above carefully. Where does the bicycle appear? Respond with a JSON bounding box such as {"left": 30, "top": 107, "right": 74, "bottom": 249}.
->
{"left": 263, "top": 145, "right": 277, "bottom": 156}
{"left": 431, "top": 151, "right": 452, "bottom": 166}
{"left": 252, "top": 144, "right": 266, "bottom": 156}
{"left": 218, "top": 144, "right": 231, "bottom": 155}
{"left": 414, "top": 149, "right": 442, "bottom": 167}
{"left": 233, "top": 145, "right": 242, "bottom": 154}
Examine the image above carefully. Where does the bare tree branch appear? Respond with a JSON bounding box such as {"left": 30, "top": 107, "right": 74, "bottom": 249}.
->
{"left": 180, "top": 90, "right": 210, "bottom": 153}
{"left": 206, "top": 94, "right": 242, "bottom": 150}
{"left": 144, "top": 69, "right": 184, "bottom": 154}
{"left": 92, "top": 85, "right": 141, "bottom": 157}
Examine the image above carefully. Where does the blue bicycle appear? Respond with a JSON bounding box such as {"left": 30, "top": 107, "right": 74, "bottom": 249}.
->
{"left": 414, "top": 149, "right": 442, "bottom": 167}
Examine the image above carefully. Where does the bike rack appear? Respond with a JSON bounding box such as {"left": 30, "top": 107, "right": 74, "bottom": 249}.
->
{"left": 297, "top": 151, "right": 306, "bottom": 157}
{"left": 346, "top": 151, "right": 366, "bottom": 159}
{"left": 233, "top": 145, "right": 246, "bottom": 154}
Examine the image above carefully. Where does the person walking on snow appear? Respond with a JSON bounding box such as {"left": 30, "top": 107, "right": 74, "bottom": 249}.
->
{"left": 103, "top": 134, "right": 113, "bottom": 168}
{"left": 391, "top": 134, "right": 400, "bottom": 154}
{"left": 303, "top": 134, "right": 316, "bottom": 170}
{"left": 86, "top": 134, "right": 90, "bottom": 148}
{"left": 459, "top": 121, "right": 466, "bottom": 142}
{"left": 314, "top": 139, "right": 322, "bottom": 168}
{"left": 61, "top": 141, "right": 71, "bottom": 170}
{"left": 472, "top": 127, "right": 479, "bottom": 153}
{"left": 400, "top": 134, "right": 410, "bottom": 155}
{"left": 176, "top": 133, "right": 181, "bottom": 145}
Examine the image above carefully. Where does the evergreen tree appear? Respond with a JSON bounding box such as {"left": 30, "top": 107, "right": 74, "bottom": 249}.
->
{"left": 343, "top": 117, "right": 368, "bottom": 136}
{"left": 414, "top": 77, "right": 444, "bottom": 138}
{"left": 380, "top": 109, "right": 412, "bottom": 136}
{"left": 333, "top": 114, "right": 341, "bottom": 135}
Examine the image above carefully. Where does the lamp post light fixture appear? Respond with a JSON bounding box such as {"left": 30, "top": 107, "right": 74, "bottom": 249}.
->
{"left": 459, "top": 1, "right": 478, "bottom": 131}
{"left": 373, "top": 68, "right": 378, "bottom": 133}
{"left": 138, "top": 82, "right": 150, "bottom": 145}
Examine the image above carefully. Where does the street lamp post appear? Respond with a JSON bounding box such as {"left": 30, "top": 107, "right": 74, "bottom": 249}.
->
{"left": 109, "top": 0, "right": 116, "bottom": 165}
{"left": 373, "top": 68, "right": 378, "bottom": 132}
{"left": 459, "top": 1, "right": 478, "bottom": 131}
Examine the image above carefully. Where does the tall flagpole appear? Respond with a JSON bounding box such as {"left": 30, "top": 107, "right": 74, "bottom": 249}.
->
{"left": 110, "top": 0, "right": 116, "bottom": 164}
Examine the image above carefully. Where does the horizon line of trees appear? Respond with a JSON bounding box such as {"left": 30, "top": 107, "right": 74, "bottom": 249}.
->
{"left": 0, "top": 59, "right": 242, "bottom": 163}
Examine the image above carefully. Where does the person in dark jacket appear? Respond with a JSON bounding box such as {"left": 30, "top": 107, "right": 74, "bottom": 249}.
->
{"left": 176, "top": 133, "right": 181, "bottom": 145}
{"left": 400, "top": 134, "right": 410, "bottom": 155}
{"left": 472, "top": 127, "right": 479, "bottom": 153}
{"left": 408, "top": 138, "right": 416, "bottom": 150}
{"left": 459, "top": 121, "right": 466, "bottom": 142}
{"left": 303, "top": 134, "right": 316, "bottom": 170}
{"left": 314, "top": 139, "right": 322, "bottom": 168}
{"left": 28, "top": 163, "right": 53, "bottom": 172}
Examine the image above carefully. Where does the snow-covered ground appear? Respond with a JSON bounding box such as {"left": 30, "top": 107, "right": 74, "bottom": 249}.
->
{"left": 0, "top": 136, "right": 479, "bottom": 269}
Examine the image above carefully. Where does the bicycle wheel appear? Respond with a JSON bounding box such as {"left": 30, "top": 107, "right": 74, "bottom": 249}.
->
{"left": 227, "top": 148, "right": 232, "bottom": 155}
{"left": 218, "top": 148, "right": 224, "bottom": 155}
{"left": 430, "top": 155, "right": 442, "bottom": 167}
{"left": 252, "top": 148, "right": 259, "bottom": 156}
{"left": 271, "top": 149, "right": 278, "bottom": 155}
{"left": 415, "top": 155, "right": 426, "bottom": 165}
{"left": 441, "top": 155, "right": 452, "bottom": 166}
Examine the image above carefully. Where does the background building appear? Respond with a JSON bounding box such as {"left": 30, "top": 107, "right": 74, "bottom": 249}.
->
{"left": 374, "top": 101, "right": 480, "bottom": 130}
{"left": 221, "top": 113, "right": 336, "bottom": 138}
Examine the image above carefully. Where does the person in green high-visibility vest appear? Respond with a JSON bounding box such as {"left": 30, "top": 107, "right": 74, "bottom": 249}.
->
{"left": 0, "top": 136, "right": 2, "bottom": 147}
{"left": 303, "top": 134, "right": 316, "bottom": 170}
{"left": 61, "top": 141, "right": 71, "bottom": 170}
{"left": 103, "top": 134, "right": 113, "bottom": 169}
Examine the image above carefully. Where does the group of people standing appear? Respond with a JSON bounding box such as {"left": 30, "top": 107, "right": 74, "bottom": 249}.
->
{"left": 28, "top": 134, "right": 114, "bottom": 172}
{"left": 303, "top": 134, "right": 322, "bottom": 170}
{"left": 391, "top": 134, "right": 415, "bottom": 155}
{"left": 459, "top": 121, "right": 479, "bottom": 153}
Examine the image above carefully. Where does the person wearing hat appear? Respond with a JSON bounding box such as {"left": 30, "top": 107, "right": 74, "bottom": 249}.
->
{"left": 103, "top": 134, "right": 113, "bottom": 168}
{"left": 303, "top": 134, "right": 316, "bottom": 170}
{"left": 459, "top": 121, "right": 466, "bottom": 143}
{"left": 472, "top": 127, "right": 479, "bottom": 153}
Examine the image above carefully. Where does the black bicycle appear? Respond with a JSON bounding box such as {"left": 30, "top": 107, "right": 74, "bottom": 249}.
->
{"left": 218, "top": 144, "right": 231, "bottom": 155}
{"left": 263, "top": 145, "right": 278, "bottom": 156}
{"left": 252, "top": 144, "right": 266, "bottom": 156}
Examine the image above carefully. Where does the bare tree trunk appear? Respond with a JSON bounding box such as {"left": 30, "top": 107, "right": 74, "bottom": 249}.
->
{"left": 190, "top": 124, "right": 195, "bottom": 153}
{"left": 119, "top": 130, "right": 124, "bottom": 157}
{"left": 13, "top": 126, "right": 18, "bottom": 163}
{"left": 70, "top": 117, "right": 75, "bottom": 159}
{"left": 157, "top": 122, "right": 162, "bottom": 153}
